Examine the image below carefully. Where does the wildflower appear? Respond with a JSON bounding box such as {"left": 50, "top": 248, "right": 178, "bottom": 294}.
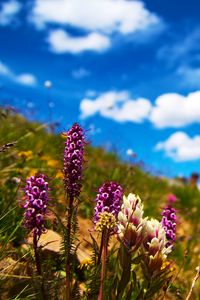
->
{"left": 161, "top": 205, "right": 177, "bottom": 247}
{"left": 93, "top": 181, "right": 123, "bottom": 232}
{"left": 12, "top": 177, "right": 21, "bottom": 184}
{"left": 18, "top": 150, "right": 33, "bottom": 161}
{"left": 95, "top": 212, "right": 117, "bottom": 232}
{"left": 93, "top": 182, "right": 123, "bottom": 300}
{"left": 28, "top": 168, "right": 38, "bottom": 177}
{"left": 63, "top": 123, "right": 86, "bottom": 300}
{"left": 55, "top": 170, "right": 63, "bottom": 179}
{"left": 63, "top": 123, "right": 85, "bottom": 198}
{"left": 142, "top": 219, "right": 172, "bottom": 273}
{"left": 23, "top": 174, "right": 49, "bottom": 239}
{"left": 118, "top": 193, "right": 144, "bottom": 251}
{"left": 167, "top": 193, "right": 177, "bottom": 204}
{"left": 47, "top": 159, "right": 59, "bottom": 168}
{"left": 78, "top": 259, "right": 92, "bottom": 270}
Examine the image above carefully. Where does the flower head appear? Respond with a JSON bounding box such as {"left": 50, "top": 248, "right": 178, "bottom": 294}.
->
{"left": 161, "top": 205, "right": 177, "bottom": 247}
{"left": 93, "top": 181, "right": 123, "bottom": 232}
{"left": 18, "top": 150, "right": 33, "bottom": 161}
{"left": 23, "top": 174, "right": 49, "bottom": 238}
{"left": 95, "top": 212, "right": 117, "bottom": 232}
{"left": 63, "top": 123, "right": 85, "bottom": 198}
{"left": 167, "top": 193, "right": 177, "bottom": 204}
{"left": 118, "top": 193, "right": 145, "bottom": 251}
{"left": 142, "top": 219, "right": 172, "bottom": 273}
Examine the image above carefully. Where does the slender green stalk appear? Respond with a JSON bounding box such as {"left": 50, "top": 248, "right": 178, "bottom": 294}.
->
{"left": 65, "top": 194, "right": 73, "bottom": 300}
{"left": 97, "top": 232, "right": 104, "bottom": 265}
{"left": 98, "top": 229, "right": 108, "bottom": 300}
{"left": 33, "top": 234, "right": 46, "bottom": 299}
{"left": 116, "top": 246, "right": 131, "bottom": 300}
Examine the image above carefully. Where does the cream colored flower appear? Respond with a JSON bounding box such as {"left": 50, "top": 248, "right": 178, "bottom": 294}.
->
{"left": 142, "top": 219, "right": 172, "bottom": 273}
{"left": 118, "top": 193, "right": 145, "bottom": 251}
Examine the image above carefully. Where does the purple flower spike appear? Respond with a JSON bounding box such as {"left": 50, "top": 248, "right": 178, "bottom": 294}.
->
{"left": 63, "top": 123, "right": 85, "bottom": 198}
{"left": 161, "top": 205, "right": 177, "bottom": 247}
{"left": 23, "top": 174, "right": 49, "bottom": 238}
{"left": 94, "top": 181, "right": 123, "bottom": 230}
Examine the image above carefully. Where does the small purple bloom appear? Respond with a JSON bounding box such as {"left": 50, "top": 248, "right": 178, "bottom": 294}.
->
{"left": 63, "top": 123, "right": 85, "bottom": 198}
{"left": 93, "top": 181, "right": 123, "bottom": 227}
{"left": 167, "top": 193, "right": 177, "bottom": 204}
{"left": 161, "top": 205, "right": 177, "bottom": 247}
{"left": 23, "top": 174, "right": 49, "bottom": 238}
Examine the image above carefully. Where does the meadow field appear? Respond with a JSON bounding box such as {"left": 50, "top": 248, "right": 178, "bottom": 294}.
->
{"left": 0, "top": 106, "right": 200, "bottom": 299}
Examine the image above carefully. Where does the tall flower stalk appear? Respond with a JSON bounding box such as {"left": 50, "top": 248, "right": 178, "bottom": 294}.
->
{"left": 139, "top": 219, "right": 173, "bottom": 298}
{"left": 63, "top": 123, "right": 85, "bottom": 300}
{"left": 116, "top": 193, "right": 145, "bottom": 299}
{"left": 93, "top": 181, "right": 123, "bottom": 300}
{"left": 23, "top": 174, "right": 49, "bottom": 298}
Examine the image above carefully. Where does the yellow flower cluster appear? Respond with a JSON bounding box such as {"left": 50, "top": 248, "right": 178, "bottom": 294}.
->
{"left": 78, "top": 259, "right": 92, "bottom": 270}
{"left": 96, "top": 211, "right": 117, "bottom": 232}
{"left": 18, "top": 150, "right": 33, "bottom": 161}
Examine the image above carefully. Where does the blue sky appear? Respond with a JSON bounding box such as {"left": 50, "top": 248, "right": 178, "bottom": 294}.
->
{"left": 1, "top": 0, "right": 200, "bottom": 179}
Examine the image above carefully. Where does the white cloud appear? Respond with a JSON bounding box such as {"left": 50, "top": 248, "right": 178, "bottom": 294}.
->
{"left": 177, "top": 66, "right": 200, "bottom": 88}
{"left": 30, "top": 0, "right": 162, "bottom": 54}
{"left": 48, "top": 29, "right": 110, "bottom": 54}
{"left": 0, "top": 0, "right": 21, "bottom": 26}
{"left": 150, "top": 91, "right": 200, "bottom": 128}
{"left": 0, "top": 61, "right": 12, "bottom": 76}
{"left": 15, "top": 74, "right": 37, "bottom": 86}
{"left": 30, "top": 0, "right": 160, "bottom": 34}
{"left": 155, "top": 132, "right": 200, "bottom": 162}
{"left": 0, "top": 60, "right": 37, "bottom": 86}
{"left": 80, "top": 91, "right": 152, "bottom": 123}
{"left": 72, "top": 68, "right": 90, "bottom": 79}
{"left": 80, "top": 90, "right": 200, "bottom": 129}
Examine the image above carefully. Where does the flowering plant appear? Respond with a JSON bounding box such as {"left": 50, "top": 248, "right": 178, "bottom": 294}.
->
{"left": 19, "top": 123, "right": 180, "bottom": 300}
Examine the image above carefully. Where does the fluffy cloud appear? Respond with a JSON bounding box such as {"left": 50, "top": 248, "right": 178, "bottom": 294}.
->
{"left": 15, "top": 74, "right": 37, "bottom": 86}
{"left": 155, "top": 132, "right": 200, "bottom": 161}
{"left": 30, "top": 0, "right": 162, "bottom": 54}
{"left": 150, "top": 91, "right": 200, "bottom": 128}
{"left": 80, "top": 91, "right": 152, "bottom": 123}
{"left": 0, "top": 60, "right": 37, "bottom": 86}
{"left": 30, "top": 0, "right": 159, "bottom": 34}
{"left": 72, "top": 68, "right": 90, "bottom": 79}
{"left": 80, "top": 90, "right": 200, "bottom": 129}
{"left": 48, "top": 30, "right": 110, "bottom": 54}
{"left": 0, "top": 0, "right": 21, "bottom": 26}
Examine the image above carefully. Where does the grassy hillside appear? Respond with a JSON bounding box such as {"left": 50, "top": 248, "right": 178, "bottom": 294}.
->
{"left": 0, "top": 106, "right": 200, "bottom": 299}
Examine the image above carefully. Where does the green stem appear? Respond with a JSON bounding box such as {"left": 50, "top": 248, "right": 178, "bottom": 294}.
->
{"left": 116, "top": 246, "right": 131, "bottom": 300}
{"left": 33, "top": 234, "right": 41, "bottom": 276}
{"left": 65, "top": 194, "right": 73, "bottom": 300}
{"left": 98, "top": 229, "right": 108, "bottom": 300}
{"left": 97, "top": 232, "right": 104, "bottom": 265}
{"left": 33, "top": 234, "right": 46, "bottom": 299}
